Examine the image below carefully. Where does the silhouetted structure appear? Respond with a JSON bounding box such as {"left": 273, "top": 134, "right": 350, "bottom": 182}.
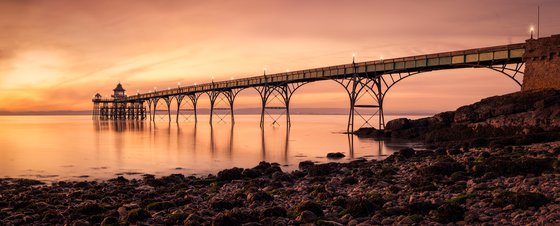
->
{"left": 93, "top": 35, "right": 560, "bottom": 131}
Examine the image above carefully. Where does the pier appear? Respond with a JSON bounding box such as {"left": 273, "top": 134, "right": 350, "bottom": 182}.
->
{"left": 93, "top": 35, "right": 560, "bottom": 132}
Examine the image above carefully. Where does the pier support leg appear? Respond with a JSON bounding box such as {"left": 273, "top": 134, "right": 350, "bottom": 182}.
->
{"left": 207, "top": 89, "right": 241, "bottom": 125}
{"left": 256, "top": 82, "right": 306, "bottom": 128}
{"left": 188, "top": 93, "right": 201, "bottom": 123}
{"left": 335, "top": 70, "right": 385, "bottom": 133}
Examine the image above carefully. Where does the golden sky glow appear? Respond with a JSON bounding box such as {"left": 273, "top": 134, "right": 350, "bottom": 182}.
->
{"left": 1, "top": 0, "right": 559, "bottom": 113}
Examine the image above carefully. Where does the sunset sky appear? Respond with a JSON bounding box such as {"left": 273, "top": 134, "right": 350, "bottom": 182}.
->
{"left": 1, "top": 0, "right": 559, "bottom": 114}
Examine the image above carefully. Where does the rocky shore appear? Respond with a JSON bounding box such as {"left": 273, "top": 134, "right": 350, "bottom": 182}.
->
{"left": 1, "top": 141, "right": 559, "bottom": 225}
{"left": 356, "top": 89, "right": 560, "bottom": 148}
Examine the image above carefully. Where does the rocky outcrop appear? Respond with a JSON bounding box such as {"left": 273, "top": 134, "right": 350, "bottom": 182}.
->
{"left": 360, "top": 89, "right": 560, "bottom": 147}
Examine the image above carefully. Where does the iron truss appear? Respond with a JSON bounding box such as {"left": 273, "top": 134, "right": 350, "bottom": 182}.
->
{"left": 93, "top": 62, "right": 524, "bottom": 133}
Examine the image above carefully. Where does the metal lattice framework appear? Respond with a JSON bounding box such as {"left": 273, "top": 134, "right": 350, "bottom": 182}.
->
{"left": 255, "top": 78, "right": 308, "bottom": 127}
{"left": 92, "top": 41, "right": 530, "bottom": 132}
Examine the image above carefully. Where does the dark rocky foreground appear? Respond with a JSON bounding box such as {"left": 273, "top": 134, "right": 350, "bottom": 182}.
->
{"left": 1, "top": 142, "right": 559, "bottom": 225}
{"left": 356, "top": 89, "right": 560, "bottom": 148}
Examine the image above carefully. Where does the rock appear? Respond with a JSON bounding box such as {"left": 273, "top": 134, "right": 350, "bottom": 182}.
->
{"left": 434, "top": 203, "right": 465, "bottom": 223}
{"left": 317, "top": 220, "right": 344, "bottom": 226}
{"left": 326, "top": 152, "right": 345, "bottom": 159}
{"left": 447, "top": 149, "right": 462, "bottom": 155}
{"left": 296, "top": 201, "right": 324, "bottom": 217}
{"left": 108, "top": 176, "right": 128, "bottom": 183}
{"left": 146, "top": 201, "right": 174, "bottom": 211}
{"left": 397, "top": 147, "right": 416, "bottom": 158}
{"left": 408, "top": 202, "right": 436, "bottom": 215}
{"left": 74, "top": 200, "right": 104, "bottom": 215}
{"left": 346, "top": 197, "right": 376, "bottom": 218}
{"left": 212, "top": 208, "right": 257, "bottom": 226}
{"left": 472, "top": 157, "right": 553, "bottom": 177}
{"left": 341, "top": 176, "right": 358, "bottom": 185}
{"left": 165, "top": 211, "right": 188, "bottom": 225}
{"left": 13, "top": 178, "right": 44, "bottom": 186}
{"left": 217, "top": 167, "right": 245, "bottom": 182}
{"left": 385, "top": 118, "right": 412, "bottom": 130}
{"left": 247, "top": 191, "right": 274, "bottom": 203}
{"left": 242, "top": 169, "right": 262, "bottom": 178}
{"left": 252, "top": 161, "right": 272, "bottom": 172}
{"left": 296, "top": 210, "right": 317, "bottom": 223}
{"left": 183, "top": 213, "right": 204, "bottom": 226}
{"left": 124, "top": 208, "right": 150, "bottom": 223}
{"left": 100, "top": 216, "right": 118, "bottom": 226}
{"left": 367, "top": 89, "right": 560, "bottom": 144}
{"left": 262, "top": 206, "right": 287, "bottom": 217}
{"left": 408, "top": 214, "right": 424, "bottom": 223}
{"left": 398, "top": 216, "right": 414, "bottom": 224}
{"left": 211, "top": 199, "right": 239, "bottom": 210}
{"left": 272, "top": 171, "right": 293, "bottom": 182}
{"left": 307, "top": 163, "right": 338, "bottom": 177}
{"left": 419, "top": 158, "right": 465, "bottom": 176}
{"left": 298, "top": 161, "right": 315, "bottom": 170}
{"left": 492, "top": 191, "right": 549, "bottom": 209}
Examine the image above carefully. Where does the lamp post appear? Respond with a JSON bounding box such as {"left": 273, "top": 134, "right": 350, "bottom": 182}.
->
{"left": 530, "top": 27, "right": 535, "bottom": 39}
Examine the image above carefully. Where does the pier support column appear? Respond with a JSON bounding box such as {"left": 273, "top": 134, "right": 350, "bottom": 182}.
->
{"left": 335, "top": 63, "right": 385, "bottom": 133}
{"left": 188, "top": 93, "right": 202, "bottom": 123}
{"left": 207, "top": 89, "right": 242, "bottom": 124}
{"left": 256, "top": 82, "right": 306, "bottom": 128}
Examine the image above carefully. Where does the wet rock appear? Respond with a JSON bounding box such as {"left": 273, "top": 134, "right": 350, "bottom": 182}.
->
{"left": 408, "top": 202, "right": 436, "bottom": 215}
{"left": 419, "top": 157, "right": 465, "bottom": 176}
{"left": 108, "top": 176, "right": 128, "bottom": 183}
{"left": 146, "top": 201, "right": 174, "bottom": 211}
{"left": 397, "top": 148, "right": 416, "bottom": 158}
{"left": 74, "top": 200, "right": 104, "bottom": 215}
{"left": 346, "top": 197, "right": 376, "bottom": 218}
{"left": 247, "top": 191, "right": 274, "bottom": 203}
{"left": 272, "top": 171, "right": 293, "bottom": 182}
{"left": 447, "top": 148, "right": 462, "bottom": 155}
{"left": 408, "top": 214, "right": 424, "bottom": 223}
{"left": 165, "top": 211, "right": 188, "bottom": 225}
{"left": 326, "top": 152, "right": 345, "bottom": 159}
{"left": 124, "top": 208, "right": 150, "bottom": 223}
{"left": 211, "top": 199, "right": 239, "bottom": 211}
{"left": 434, "top": 203, "right": 465, "bottom": 223}
{"left": 296, "top": 210, "right": 317, "bottom": 223}
{"left": 183, "top": 213, "right": 204, "bottom": 226}
{"left": 242, "top": 169, "right": 262, "bottom": 179}
{"left": 492, "top": 191, "right": 549, "bottom": 209}
{"left": 341, "top": 176, "right": 358, "bottom": 185}
{"left": 161, "top": 173, "right": 186, "bottom": 184}
{"left": 298, "top": 161, "right": 315, "bottom": 170}
{"left": 14, "top": 178, "right": 44, "bottom": 186}
{"left": 307, "top": 163, "right": 338, "bottom": 177}
{"left": 253, "top": 161, "right": 272, "bottom": 171}
{"left": 472, "top": 157, "right": 553, "bottom": 177}
{"left": 262, "top": 206, "right": 287, "bottom": 217}
{"left": 100, "top": 216, "right": 118, "bottom": 226}
{"left": 213, "top": 208, "right": 258, "bottom": 226}
{"left": 217, "top": 167, "right": 245, "bottom": 182}
{"left": 317, "top": 220, "right": 344, "bottom": 226}
{"left": 296, "top": 201, "right": 324, "bottom": 217}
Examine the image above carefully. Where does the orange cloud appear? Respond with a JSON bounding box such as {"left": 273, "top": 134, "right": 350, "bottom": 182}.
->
{"left": 0, "top": 0, "right": 558, "bottom": 113}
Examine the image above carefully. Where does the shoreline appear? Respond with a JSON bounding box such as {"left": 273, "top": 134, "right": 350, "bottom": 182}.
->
{"left": 1, "top": 141, "right": 559, "bottom": 225}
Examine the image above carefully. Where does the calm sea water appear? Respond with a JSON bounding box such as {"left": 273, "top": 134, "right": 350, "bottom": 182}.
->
{"left": 0, "top": 115, "right": 426, "bottom": 182}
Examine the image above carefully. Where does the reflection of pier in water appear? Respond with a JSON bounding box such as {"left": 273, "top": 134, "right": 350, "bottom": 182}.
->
{"left": 94, "top": 120, "right": 395, "bottom": 165}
